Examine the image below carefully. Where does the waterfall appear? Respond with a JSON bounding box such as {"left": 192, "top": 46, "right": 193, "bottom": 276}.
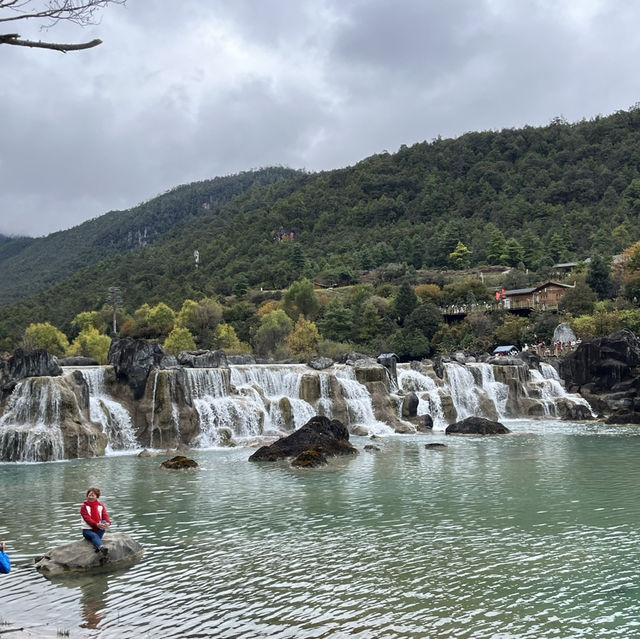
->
{"left": 529, "top": 363, "right": 594, "bottom": 417}
{"left": 230, "top": 365, "right": 316, "bottom": 432}
{"left": 76, "top": 368, "right": 139, "bottom": 452}
{"left": 0, "top": 378, "right": 65, "bottom": 462}
{"left": 397, "top": 365, "right": 447, "bottom": 430}
{"left": 316, "top": 373, "right": 333, "bottom": 418}
{"left": 468, "top": 363, "right": 509, "bottom": 419}
{"left": 443, "top": 362, "right": 483, "bottom": 420}
{"left": 334, "top": 365, "right": 393, "bottom": 435}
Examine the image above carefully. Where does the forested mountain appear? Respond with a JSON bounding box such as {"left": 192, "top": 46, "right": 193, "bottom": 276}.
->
{"left": 2, "top": 107, "right": 640, "bottom": 345}
{"left": 0, "top": 167, "right": 300, "bottom": 306}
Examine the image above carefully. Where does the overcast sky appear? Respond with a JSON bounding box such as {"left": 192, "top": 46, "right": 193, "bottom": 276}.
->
{"left": 1, "top": 0, "right": 640, "bottom": 237}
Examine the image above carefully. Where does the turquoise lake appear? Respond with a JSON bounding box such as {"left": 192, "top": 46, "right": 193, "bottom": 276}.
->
{"left": 1, "top": 419, "right": 640, "bottom": 638}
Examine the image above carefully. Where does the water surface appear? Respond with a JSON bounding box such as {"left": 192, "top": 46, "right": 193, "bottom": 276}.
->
{"left": 1, "top": 420, "right": 639, "bottom": 638}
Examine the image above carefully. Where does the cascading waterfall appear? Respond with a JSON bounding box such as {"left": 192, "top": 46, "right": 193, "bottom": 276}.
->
{"left": 529, "top": 363, "right": 595, "bottom": 417}
{"left": 316, "top": 373, "right": 333, "bottom": 418}
{"left": 334, "top": 365, "right": 393, "bottom": 435}
{"left": 468, "top": 363, "right": 510, "bottom": 419}
{"left": 0, "top": 378, "right": 65, "bottom": 462}
{"left": 443, "top": 362, "right": 483, "bottom": 420}
{"left": 75, "top": 367, "right": 138, "bottom": 452}
{"left": 396, "top": 365, "right": 447, "bottom": 430}
{"left": 230, "top": 365, "right": 315, "bottom": 433}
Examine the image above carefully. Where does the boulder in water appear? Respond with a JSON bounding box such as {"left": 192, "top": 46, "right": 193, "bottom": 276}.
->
{"left": 160, "top": 455, "right": 199, "bottom": 469}
{"left": 34, "top": 533, "right": 144, "bottom": 577}
{"left": 446, "top": 416, "right": 510, "bottom": 435}
{"left": 249, "top": 415, "right": 358, "bottom": 462}
{"left": 425, "top": 443, "right": 447, "bottom": 449}
{"left": 291, "top": 450, "right": 328, "bottom": 467}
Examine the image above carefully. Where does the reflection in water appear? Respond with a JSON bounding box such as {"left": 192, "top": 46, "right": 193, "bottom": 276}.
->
{"left": 1, "top": 420, "right": 640, "bottom": 638}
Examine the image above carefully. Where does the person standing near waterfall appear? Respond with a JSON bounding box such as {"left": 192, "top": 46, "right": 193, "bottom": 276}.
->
{"left": 81, "top": 488, "right": 111, "bottom": 557}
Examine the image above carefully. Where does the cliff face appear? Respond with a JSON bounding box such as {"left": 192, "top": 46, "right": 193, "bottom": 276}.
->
{"left": 559, "top": 329, "right": 640, "bottom": 423}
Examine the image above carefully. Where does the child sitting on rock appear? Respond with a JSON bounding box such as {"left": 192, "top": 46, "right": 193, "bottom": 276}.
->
{"left": 81, "top": 488, "right": 112, "bottom": 558}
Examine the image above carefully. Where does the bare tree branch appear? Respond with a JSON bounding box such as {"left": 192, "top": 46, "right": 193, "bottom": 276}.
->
{"left": 0, "top": 32, "right": 101, "bottom": 50}
{"left": 0, "top": 1, "right": 124, "bottom": 51}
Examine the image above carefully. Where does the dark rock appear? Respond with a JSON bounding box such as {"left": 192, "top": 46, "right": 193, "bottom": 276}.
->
{"left": 517, "top": 350, "right": 541, "bottom": 371}
{"left": 364, "top": 444, "right": 381, "bottom": 452}
{"left": 555, "top": 398, "right": 593, "bottom": 420}
{"left": 425, "top": 443, "right": 447, "bottom": 449}
{"left": 559, "top": 330, "right": 640, "bottom": 422}
{"left": 291, "top": 450, "right": 328, "bottom": 467}
{"left": 401, "top": 392, "right": 419, "bottom": 418}
{"left": 606, "top": 410, "right": 640, "bottom": 424}
{"left": 227, "top": 354, "right": 256, "bottom": 365}
{"left": 34, "top": 533, "right": 144, "bottom": 577}
{"left": 161, "top": 455, "right": 199, "bottom": 469}
{"left": 560, "top": 330, "right": 640, "bottom": 390}
{"left": 58, "top": 356, "right": 99, "bottom": 366}
{"left": 177, "top": 350, "right": 228, "bottom": 369}
{"left": 308, "top": 357, "right": 334, "bottom": 370}
{"left": 108, "top": 339, "right": 178, "bottom": 400}
{"left": 1, "top": 349, "right": 62, "bottom": 396}
{"left": 249, "top": 415, "right": 358, "bottom": 462}
{"left": 420, "top": 414, "right": 434, "bottom": 432}
{"left": 446, "top": 416, "right": 510, "bottom": 435}
{"left": 377, "top": 353, "right": 398, "bottom": 387}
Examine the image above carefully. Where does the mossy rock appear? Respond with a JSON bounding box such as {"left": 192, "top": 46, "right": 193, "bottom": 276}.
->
{"left": 291, "top": 450, "right": 328, "bottom": 468}
{"left": 160, "top": 455, "right": 199, "bottom": 469}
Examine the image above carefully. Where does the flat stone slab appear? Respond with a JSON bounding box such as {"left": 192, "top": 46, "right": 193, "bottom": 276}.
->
{"left": 34, "top": 532, "right": 144, "bottom": 577}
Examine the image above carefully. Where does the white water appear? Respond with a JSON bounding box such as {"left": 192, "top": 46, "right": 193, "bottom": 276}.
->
{"left": 443, "top": 362, "right": 484, "bottom": 420}
{"left": 0, "top": 378, "right": 65, "bottom": 461}
{"left": 396, "top": 365, "right": 448, "bottom": 430}
{"left": 76, "top": 367, "right": 138, "bottom": 452}
{"left": 529, "top": 363, "right": 595, "bottom": 417}
{"left": 468, "top": 363, "right": 510, "bottom": 419}
{"left": 334, "top": 365, "right": 394, "bottom": 435}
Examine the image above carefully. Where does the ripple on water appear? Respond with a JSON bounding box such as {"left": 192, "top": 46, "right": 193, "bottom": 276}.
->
{"left": 2, "top": 426, "right": 640, "bottom": 638}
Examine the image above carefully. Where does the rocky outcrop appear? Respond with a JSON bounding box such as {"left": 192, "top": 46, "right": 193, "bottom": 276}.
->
{"left": 308, "top": 357, "right": 334, "bottom": 370}
{"left": 559, "top": 330, "right": 640, "bottom": 423}
{"left": 0, "top": 349, "right": 62, "bottom": 397}
{"left": 177, "top": 350, "right": 228, "bottom": 369}
{"left": 108, "top": 339, "right": 177, "bottom": 400}
{"left": 34, "top": 533, "right": 144, "bottom": 576}
{"left": 160, "top": 455, "right": 199, "bottom": 469}
{"left": 249, "top": 415, "right": 358, "bottom": 462}
{"left": 446, "top": 416, "right": 510, "bottom": 435}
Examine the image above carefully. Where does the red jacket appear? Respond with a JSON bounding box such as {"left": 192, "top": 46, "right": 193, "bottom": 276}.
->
{"left": 81, "top": 499, "right": 111, "bottom": 532}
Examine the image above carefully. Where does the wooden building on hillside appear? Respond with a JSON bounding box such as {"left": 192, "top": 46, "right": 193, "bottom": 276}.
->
{"left": 503, "top": 281, "right": 575, "bottom": 311}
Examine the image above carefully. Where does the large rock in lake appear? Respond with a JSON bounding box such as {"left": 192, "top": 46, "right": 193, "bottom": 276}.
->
{"left": 34, "top": 533, "right": 144, "bottom": 577}
{"left": 446, "top": 416, "right": 510, "bottom": 435}
{"left": 249, "top": 415, "right": 358, "bottom": 462}
{"left": 108, "top": 338, "right": 178, "bottom": 399}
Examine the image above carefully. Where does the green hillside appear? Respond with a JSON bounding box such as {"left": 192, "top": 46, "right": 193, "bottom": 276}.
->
{"left": 2, "top": 107, "right": 640, "bottom": 346}
{"left": 0, "top": 167, "right": 300, "bottom": 307}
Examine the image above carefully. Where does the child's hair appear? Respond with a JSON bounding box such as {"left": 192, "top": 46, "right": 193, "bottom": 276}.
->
{"left": 86, "top": 487, "right": 101, "bottom": 498}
